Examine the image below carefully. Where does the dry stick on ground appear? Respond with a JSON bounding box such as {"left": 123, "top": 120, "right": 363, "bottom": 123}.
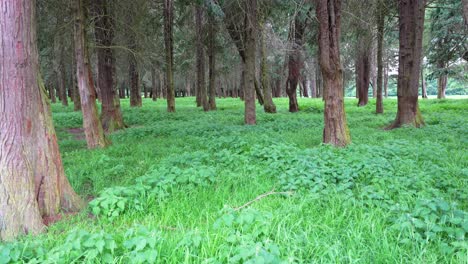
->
{"left": 233, "top": 189, "right": 294, "bottom": 212}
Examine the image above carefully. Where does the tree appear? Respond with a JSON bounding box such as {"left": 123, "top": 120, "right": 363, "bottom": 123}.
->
{"left": 427, "top": 0, "right": 466, "bottom": 99}
{"left": 0, "top": 0, "right": 83, "bottom": 240}
{"left": 259, "top": 20, "right": 277, "bottom": 113}
{"left": 388, "top": 0, "right": 426, "bottom": 129}
{"left": 222, "top": 0, "right": 258, "bottom": 124}
{"left": 73, "top": 0, "right": 109, "bottom": 148}
{"left": 207, "top": 12, "right": 218, "bottom": 111}
{"left": 376, "top": 0, "right": 385, "bottom": 113}
{"left": 316, "top": 0, "right": 351, "bottom": 147}
{"left": 286, "top": 7, "right": 310, "bottom": 112}
{"left": 164, "top": 0, "right": 176, "bottom": 112}
{"left": 93, "top": 0, "right": 125, "bottom": 132}
{"left": 195, "top": 5, "right": 209, "bottom": 111}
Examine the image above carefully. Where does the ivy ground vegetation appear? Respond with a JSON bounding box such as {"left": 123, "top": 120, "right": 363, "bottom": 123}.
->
{"left": 1, "top": 97, "right": 467, "bottom": 263}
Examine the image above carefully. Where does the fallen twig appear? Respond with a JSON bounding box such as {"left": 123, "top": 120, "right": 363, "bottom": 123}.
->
{"left": 233, "top": 189, "right": 294, "bottom": 211}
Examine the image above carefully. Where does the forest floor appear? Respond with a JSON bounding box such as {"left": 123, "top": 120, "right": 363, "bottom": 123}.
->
{"left": 2, "top": 97, "right": 467, "bottom": 263}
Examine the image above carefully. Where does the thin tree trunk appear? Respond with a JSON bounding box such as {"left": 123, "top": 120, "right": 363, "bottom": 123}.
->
{"left": 388, "top": 0, "right": 425, "bottom": 129}
{"left": 195, "top": 5, "right": 209, "bottom": 111}
{"left": 384, "top": 64, "right": 388, "bottom": 98}
{"left": 244, "top": 0, "right": 257, "bottom": 124}
{"left": 49, "top": 84, "right": 57, "bottom": 103}
{"left": 286, "top": 13, "right": 307, "bottom": 112}
{"left": 376, "top": 0, "right": 385, "bottom": 114}
{"left": 0, "top": 0, "right": 83, "bottom": 240}
{"left": 164, "top": 0, "right": 176, "bottom": 112}
{"left": 437, "top": 61, "right": 447, "bottom": 99}
{"left": 94, "top": 0, "right": 125, "bottom": 132}
{"left": 152, "top": 67, "right": 159, "bottom": 101}
{"left": 208, "top": 13, "right": 217, "bottom": 110}
{"left": 54, "top": 33, "right": 68, "bottom": 107}
{"left": 317, "top": 0, "right": 351, "bottom": 147}
{"left": 260, "top": 21, "right": 276, "bottom": 113}
{"left": 421, "top": 66, "right": 428, "bottom": 99}
{"left": 73, "top": 0, "right": 109, "bottom": 148}
{"left": 356, "top": 44, "right": 371, "bottom": 106}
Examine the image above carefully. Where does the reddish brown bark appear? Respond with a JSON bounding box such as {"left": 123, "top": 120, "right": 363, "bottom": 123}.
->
{"left": 388, "top": 0, "right": 425, "bottom": 129}
{"left": 287, "top": 13, "right": 308, "bottom": 112}
{"left": 164, "top": 0, "right": 176, "bottom": 112}
{"left": 317, "top": 0, "right": 351, "bottom": 147}
{"left": 73, "top": 0, "right": 109, "bottom": 148}
{"left": 223, "top": 0, "right": 257, "bottom": 124}
{"left": 93, "top": 0, "right": 125, "bottom": 132}
{"left": 0, "top": 0, "right": 83, "bottom": 240}
{"left": 356, "top": 44, "right": 371, "bottom": 106}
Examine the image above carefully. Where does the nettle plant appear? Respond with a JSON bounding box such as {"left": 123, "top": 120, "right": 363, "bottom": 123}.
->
{"left": 0, "top": 227, "right": 162, "bottom": 264}
{"left": 211, "top": 208, "right": 286, "bottom": 263}
{"left": 391, "top": 198, "right": 468, "bottom": 254}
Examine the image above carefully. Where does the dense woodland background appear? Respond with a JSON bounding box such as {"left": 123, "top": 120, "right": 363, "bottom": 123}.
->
{"left": 37, "top": 0, "right": 467, "bottom": 107}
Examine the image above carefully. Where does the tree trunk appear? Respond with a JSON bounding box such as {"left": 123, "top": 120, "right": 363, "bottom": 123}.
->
{"left": 437, "top": 61, "right": 447, "bottom": 99}
{"left": 164, "top": 0, "right": 176, "bottom": 112}
{"left": 243, "top": 0, "right": 257, "bottom": 124}
{"left": 94, "top": 0, "right": 125, "bottom": 132}
{"left": 421, "top": 66, "right": 428, "bottom": 99}
{"left": 356, "top": 45, "right": 371, "bottom": 106}
{"left": 0, "top": 0, "right": 83, "bottom": 241}
{"left": 376, "top": 0, "right": 385, "bottom": 114}
{"left": 287, "top": 14, "right": 307, "bottom": 112}
{"left": 129, "top": 55, "right": 142, "bottom": 107}
{"left": 195, "top": 5, "right": 209, "bottom": 111}
{"left": 317, "top": 0, "right": 351, "bottom": 147}
{"left": 388, "top": 0, "right": 425, "bottom": 129}
{"left": 384, "top": 64, "right": 389, "bottom": 98}
{"left": 73, "top": 0, "right": 109, "bottom": 148}
{"left": 152, "top": 67, "right": 159, "bottom": 101}
{"left": 54, "top": 33, "right": 68, "bottom": 107}
{"left": 302, "top": 78, "right": 309, "bottom": 97}
{"left": 260, "top": 22, "right": 277, "bottom": 113}
{"left": 208, "top": 14, "right": 217, "bottom": 110}
{"left": 49, "top": 85, "right": 57, "bottom": 103}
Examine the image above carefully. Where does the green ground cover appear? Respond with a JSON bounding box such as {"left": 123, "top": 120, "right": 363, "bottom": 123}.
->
{"left": 1, "top": 97, "right": 467, "bottom": 263}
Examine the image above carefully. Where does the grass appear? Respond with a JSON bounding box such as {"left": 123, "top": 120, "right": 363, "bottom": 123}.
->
{"left": 1, "top": 97, "right": 467, "bottom": 263}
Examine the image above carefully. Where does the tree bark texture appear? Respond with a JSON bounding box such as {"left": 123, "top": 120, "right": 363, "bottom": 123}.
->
{"left": 152, "top": 67, "right": 159, "bottom": 101}
{"left": 223, "top": 0, "right": 257, "bottom": 124}
{"left": 437, "top": 61, "right": 447, "bottom": 99}
{"left": 53, "top": 32, "right": 68, "bottom": 107}
{"left": 260, "top": 22, "right": 277, "bottom": 113}
{"left": 208, "top": 14, "right": 217, "bottom": 110}
{"left": 0, "top": 0, "right": 83, "bottom": 241}
{"left": 356, "top": 42, "right": 371, "bottom": 106}
{"left": 376, "top": 0, "right": 385, "bottom": 113}
{"left": 94, "top": 0, "right": 125, "bottom": 132}
{"left": 316, "top": 0, "right": 351, "bottom": 147}
{"left": 196, "top": 5, "right": 209, "bottom": 111}
{"left": 421, "top": 66, "right": 428, "bottom": 99}
{"left": 389, "top": 0, "right": 425, "bottom": 129}
{"left": 164, "top": 0, "right": 176, "bottom": 112}
{"left": 73, "top": 0, "right": 109, "bottom": 148}
{"left": 287, "top": 14, "right": 307, "bottom": 112}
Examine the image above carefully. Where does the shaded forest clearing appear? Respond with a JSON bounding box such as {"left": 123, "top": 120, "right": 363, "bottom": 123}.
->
{"left": 2, "top": 98, "right": 467, "bottom": 263}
